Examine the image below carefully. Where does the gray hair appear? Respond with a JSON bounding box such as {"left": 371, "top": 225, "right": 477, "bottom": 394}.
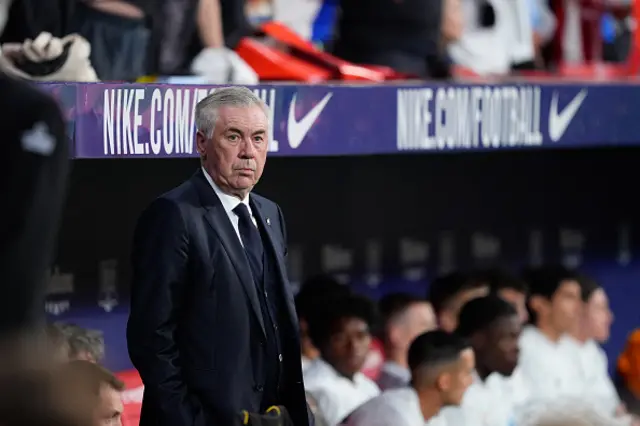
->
{"left": 55, "top": 323, "right": 105, "bottom": 363}
{"left": 195, "top": 86, "right": 268, "bottom": 139}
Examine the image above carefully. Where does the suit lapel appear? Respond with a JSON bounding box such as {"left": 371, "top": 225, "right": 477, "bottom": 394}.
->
{"left": 250, "top": 197, "right": 299, "bottom": 327}
{"left": 192, "top": 171, "right": 266, "bottom": 337}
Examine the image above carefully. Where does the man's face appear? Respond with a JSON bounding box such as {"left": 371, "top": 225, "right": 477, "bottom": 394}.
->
{"left": 498, "top": 288, "right": 529, "bottom": 324}
{"left": 549, "top": 280, "right": 582, "bottom": 334}
{"left": 441, "top": 348, "right": 475, "bottom": 406}
{"left": 196, "top": 105, "right": 268, "bottom": 198}
{"left": 93, "top": 384, "right": 123, "bottom": 426}
{"left": 392, "top": 302, "right": 437, "bottom": 352}
{"left": 440, "top": 286, "right": 489, "bottom": 332}
{"left": 584, "top": 288, "right": 613, "bottom": 343}
{"left": 324, "top": 317, "right": 372, "bottom": 378}
{"left": 481, "top": 315, "right": 521, "bottom": 377}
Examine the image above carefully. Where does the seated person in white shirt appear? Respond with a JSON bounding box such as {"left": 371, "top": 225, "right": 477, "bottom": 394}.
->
{"left": 304, "top": 294, "right": 381, "bottom": 426}
{"left": 429, "top": 272, "right": 489, "bottom": 333}
{"left": 518, "top": 266, "right": 582, "bottom": 403}
{"left": 568, "top": 275, "right": 626, "bottom": 419}
{"left": 480, "top": 269, "right": 531, "bottom": 411}
{"left": 347, "top": 330, "right": 475, "bottom": 426}
{"left": 295, "top": 275, "right": 352, "bottom": 371}
{"left": 455, "top": 295, "right": 522, "bottom": 426}
{"left": 377, "top": 293, "right": 438, "bottom": 391}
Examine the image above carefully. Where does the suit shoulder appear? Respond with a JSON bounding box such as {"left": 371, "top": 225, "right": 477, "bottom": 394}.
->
{"left": 251, "top": 193, "right": 280, "bottom": 211}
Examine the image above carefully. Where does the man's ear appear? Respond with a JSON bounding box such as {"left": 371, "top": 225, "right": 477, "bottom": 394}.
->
{"left": 435, "top": 372, "right": 451, "bottom": 392}
{"left": 439, "top": 311, "right": 457, "bottom": 333}
{"left": 529, "top": 295, "right": 546, "bottom": 314}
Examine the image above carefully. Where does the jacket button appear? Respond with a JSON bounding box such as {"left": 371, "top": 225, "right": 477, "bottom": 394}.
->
{"left": 253, "top": 384, "right": 264, "bottom": 392}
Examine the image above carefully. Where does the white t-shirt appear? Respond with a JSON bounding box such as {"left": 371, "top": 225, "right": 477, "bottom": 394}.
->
{"left": 564, "top": 337, "right": 620, "bottom": 416}
{"left": 484, "top": 369, "right": 531, "bottom": 420}
{"left": 304, "top": 358, "right": 380, "bottom": 426}
{"left": 518, "top": 326, "right": 583, "bottom": 400}
{"left": 346, "top": 387, "right": 450, "bottom": 426}
{"left": 456, "top": 373, "right": 515, "bottom": 426}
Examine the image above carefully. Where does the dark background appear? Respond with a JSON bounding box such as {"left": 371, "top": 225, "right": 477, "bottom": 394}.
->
{"left": 48, "top": 148, "right": 640, "bottom": 372}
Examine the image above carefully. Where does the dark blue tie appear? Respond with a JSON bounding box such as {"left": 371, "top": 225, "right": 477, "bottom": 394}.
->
{"left": 234, "top": 203, "right": 264, "bottom": 281}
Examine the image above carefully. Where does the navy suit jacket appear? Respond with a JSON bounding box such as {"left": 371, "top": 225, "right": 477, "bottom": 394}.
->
{"left": 127, "top": 169, "right": 312, "bottom": 426}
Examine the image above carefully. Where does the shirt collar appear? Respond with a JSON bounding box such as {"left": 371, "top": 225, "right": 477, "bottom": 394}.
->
{"left": 381, "top": 361, "right": 411, "bottom": 382}
{"left": 202, "top": 167, "right": 250, "bottom": 215}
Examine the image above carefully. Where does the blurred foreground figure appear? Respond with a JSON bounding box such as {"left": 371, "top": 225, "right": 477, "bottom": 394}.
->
{"left": 0, "top": 0, "right": 69, "bottom": 346}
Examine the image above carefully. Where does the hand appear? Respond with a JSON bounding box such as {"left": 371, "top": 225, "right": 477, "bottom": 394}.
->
{"left": 190, "top": 47, "right": 259, "bottom": 84}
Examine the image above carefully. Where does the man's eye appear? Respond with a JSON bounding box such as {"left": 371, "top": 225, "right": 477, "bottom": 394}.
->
{"left": 228, "top": 134, "right": 239, "bottom": 142}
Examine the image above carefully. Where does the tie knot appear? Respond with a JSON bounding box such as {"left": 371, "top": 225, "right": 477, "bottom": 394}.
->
{"left": 233, "top": 203, "right": 251, "bottom": 221}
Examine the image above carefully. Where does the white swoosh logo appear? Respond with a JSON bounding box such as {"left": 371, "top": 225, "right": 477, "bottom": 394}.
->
{"left": 287, "top": 92, "right": 333, "bottom": 149}
{"left": 548, "top": 89, "right": 588, "bottom": 142}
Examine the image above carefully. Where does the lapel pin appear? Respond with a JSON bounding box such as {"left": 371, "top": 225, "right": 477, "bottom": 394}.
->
{"left": 266, "top": 218, "right": 271, "bottom": 226}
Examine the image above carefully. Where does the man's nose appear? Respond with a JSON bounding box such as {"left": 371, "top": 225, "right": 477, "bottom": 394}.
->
{"left": 239, "top": 138, "right": 256, "bottom": 158}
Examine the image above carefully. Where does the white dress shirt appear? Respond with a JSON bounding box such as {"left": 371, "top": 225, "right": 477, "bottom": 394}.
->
{"left": 564, "top": 337, "right": 620, "bottom": 416}
{"left": 304, "top": 358, "right": 380, "bottom": 426}
{"left": 202, "top": 167, "right": 257, "bottom": 243}
{"left": 484, "top": 369, "right": 531, "bottom": 421}
{"left": 346, "top": 387, "right": 449, "bottom": 426}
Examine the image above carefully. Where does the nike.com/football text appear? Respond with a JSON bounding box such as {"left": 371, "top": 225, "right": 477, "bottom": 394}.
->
{"left": 101, "top": 88, "right": 280, "bottom": 156}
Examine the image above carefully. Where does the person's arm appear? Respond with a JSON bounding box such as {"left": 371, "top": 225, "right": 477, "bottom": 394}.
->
{"left": 197, "top": 0, "right": 224, "bottom": 48}
{"left": 127, "top": 198, "right": 205, "bottom": 426}
{"left": 0, "top": 81, "right": 69, "bottom": 336}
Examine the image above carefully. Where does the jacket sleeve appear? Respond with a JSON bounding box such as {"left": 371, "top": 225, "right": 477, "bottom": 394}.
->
{"left": 126, "top": 197, "right": 207, "bottom": 426}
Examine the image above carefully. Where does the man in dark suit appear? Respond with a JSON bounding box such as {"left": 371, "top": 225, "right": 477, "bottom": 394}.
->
{"left": 127, "top": 86, "right": 311, "bottom": 426}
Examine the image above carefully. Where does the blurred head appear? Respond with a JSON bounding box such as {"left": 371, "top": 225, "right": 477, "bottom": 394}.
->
{"left": 295, "top": 275, "right": 351, "bottom": 361}
{"left": 457, "top": 296, "right": 521, "bottom": 378}
{"left": 379, "top": 293, "right": 437, "bottom": 359}
{"left": 56, "top": 361, "right": 124, "bottom": 426}
{"left": 479, "top": 268, "right": 529, "bottom": 325}
{"left": 45, "top": 323, "right": 70, "bottom": 363}
{"left": 195, "top": 87, "right": 269, "bottom": 200}
{"left": 577, "top": 276, "right": 613, "bottom": 344}
{"left": 409, "top": 330, "right": 475, "bottom": 407}
{"left": 525, "top": 266, "right": 582, "bottom": 337}
{"left": 429, "top": 272, "right": 489, "bottom": 333}
{"left": 307, "top": 294, "right": 378, "bottom": 378}
{"left": 0, "top": 0, "right": 12, "bottom": 36}
{"left": 57, "top": 323, "right": 105, "bottom": 363}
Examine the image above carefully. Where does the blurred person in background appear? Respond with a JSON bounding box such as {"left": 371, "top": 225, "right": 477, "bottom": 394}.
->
{"left": 519, "top": 266, "right": 582, "bottom": 401}
{"left": 331, "top": 0, "right": 462, "bottom": 78}
{"left": 127, "top": 88, "right": 310, "bottom": 426}
{"left": 481, "top": 269, "right": 531, "bottom": 416}
{"left": 565, "top": 276, "right": 622, "bottom": 419}
{"left": 0, "top": 0, "right": 69, "bottom": 354}
{"left": 46, "top": 323, "right": 70, "bottom": 363}
{"left": 57, "top": 324, "right": 105, "bottom": 364}
{"left": 428, "top": 272, "right": 489, "bottom": 333}
{"left": 377, "top": 293, "right": 437, "bottom": 391}
{"left": 152, "top": 0, "right": 257, "bottom": 83}
{"left": 346, "top": 330, "right": 475, "bottom": 426}
{"left": 58, "top": 360, "right": 125, "bottom": 426}
{"left": 295, "top": 275, "right": 352, "bottom": 371}
{"left": 448, "top": 0, "right": 536, "bottom": 75}
{"left": 304, "top": 294, "right": 380, "bottom": 426}
{"left": 481, "top": 268, "right": 530, "bottom": 324}
{"left": 69, "top": 0, "right": 155, "bottom": 81}
{"left": 455, "top": 295, "right": 522, "bottom": 426}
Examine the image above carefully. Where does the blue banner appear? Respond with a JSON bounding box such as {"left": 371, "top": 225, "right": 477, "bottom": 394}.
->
{"left": 41, "top": 83, "right": 640, "bottom": 158}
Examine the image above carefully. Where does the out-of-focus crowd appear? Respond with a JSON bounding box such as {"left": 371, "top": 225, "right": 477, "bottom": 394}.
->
{"left": 294, "top": 267, "right": 640, "bottom": 426}
{"left": 0, "top": 0, "right": 634, "bottom": 83}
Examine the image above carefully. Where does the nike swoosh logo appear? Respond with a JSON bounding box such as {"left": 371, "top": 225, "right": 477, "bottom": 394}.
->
{"left": 287, "top": 92, "right": 333, "bottom": 149}
{"left": 548, "top": 89, "right": 588, "bottom": 142}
